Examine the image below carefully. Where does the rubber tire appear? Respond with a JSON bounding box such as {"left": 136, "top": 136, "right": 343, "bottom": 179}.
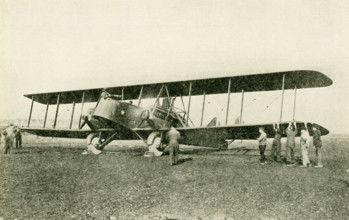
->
{"left": 85, "top": 133, "right": 102, "bottom": 155}
{"left": 147, "top": 131, "right": 160, "bottom": 145}
{"left": 86, "top": 133, "right": 99, "bottom": 145}
{"left": 146, "top": 132, "right": 164, "bottom": 156}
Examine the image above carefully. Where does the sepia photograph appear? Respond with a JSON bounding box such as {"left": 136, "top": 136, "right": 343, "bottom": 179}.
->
{"left": 0, "top": 0, "right": 348, "bottom": 219}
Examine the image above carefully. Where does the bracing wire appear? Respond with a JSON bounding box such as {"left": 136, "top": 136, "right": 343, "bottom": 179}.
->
{"left": 250, "top": 93, "right": 282, "bottom": 121}
{"left": 244, "top": 92, "right": 264, "bottom": 110}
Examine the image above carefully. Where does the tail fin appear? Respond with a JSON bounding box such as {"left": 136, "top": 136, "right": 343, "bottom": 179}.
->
{"left": 207, "top": 117, "right": 217, "bottom": 127}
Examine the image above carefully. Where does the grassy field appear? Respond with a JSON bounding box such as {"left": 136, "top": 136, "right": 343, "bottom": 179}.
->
{"left": 1, "top": 135, "right": 349, "bottom": 219}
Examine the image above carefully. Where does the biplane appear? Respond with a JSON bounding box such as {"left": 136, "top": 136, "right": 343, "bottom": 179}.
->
{"left": 22, "top": 70, "right": 332, "bottom": 155}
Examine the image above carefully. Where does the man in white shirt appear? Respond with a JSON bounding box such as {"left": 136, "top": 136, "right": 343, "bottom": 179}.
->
{"left": 300, "top": 129, "right": 311, "bottom": 167}
{"left": 257, "top": 127, "right": 267, "bottom": 164}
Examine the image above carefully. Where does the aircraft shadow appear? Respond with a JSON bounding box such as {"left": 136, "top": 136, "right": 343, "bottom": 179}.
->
{"left": 11, "top": 149, "right": 32, "bottom": 154}
{"left": 105, "top": 146, "right": 147, "bottom": 157}
{"left": 176, "top": 157, "right": 193, "bottom": 165}
{"left": 179, "top": 148, "right": 218, "bottom": 155}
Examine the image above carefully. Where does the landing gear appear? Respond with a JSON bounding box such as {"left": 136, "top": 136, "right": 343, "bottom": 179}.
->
{"left": 144, "top": 131, "right": 166, "bottom": 157}
{"left": 84, "top": 132, "right": 118, "bottom": 155}
{"left": 85, "top": 133, "right": 102, "bottom": 155}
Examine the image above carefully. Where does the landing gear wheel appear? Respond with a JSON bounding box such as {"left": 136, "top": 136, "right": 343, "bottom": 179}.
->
{"left": 144, "top": 132, "right": 165, "bottom": 157}
{"left": 85, "top": 133, "right": 102, "bottom": 155}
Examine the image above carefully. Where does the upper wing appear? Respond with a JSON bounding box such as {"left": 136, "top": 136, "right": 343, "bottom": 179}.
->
{"left": 24, "top": 70, "right": 332, "bottom": 104}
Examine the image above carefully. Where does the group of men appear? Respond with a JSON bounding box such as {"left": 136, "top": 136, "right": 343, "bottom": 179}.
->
{"left": 1, "top": 126, "right": 22, "bottom": 154}
{"left": 169, "top": 121, "right": 324, "bottom": 167}
{"left": 258, "top": 122, "right": 323, "bottom": 168}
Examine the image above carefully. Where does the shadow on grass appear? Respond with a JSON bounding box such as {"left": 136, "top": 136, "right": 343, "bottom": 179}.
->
{"left": 12, "top": 150, "right": 31, "bottom": 154}
{"left": 176, "top": 157, "right": 193, "bottom": 165}
{"left": 179, "top": 148, "right": 218, "bottom": 155}
{"left": 338, "top": 179, "right": 349, "bottom": 188}
{"left": 108, "top": 146, "right": 147, "bottom": 157}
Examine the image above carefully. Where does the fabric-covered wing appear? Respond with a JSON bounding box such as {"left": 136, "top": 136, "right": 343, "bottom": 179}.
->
{"left": 24, "top": 70, "right": 332, "bottom": 104}
{"left": 134, "top": 121, "right": 329, "bottom": 148}
{"left": 21, "top": 128, "right": 110, "bottom": 139}
{"left": 21, "top": 127, "right": 140, "bottom": 140}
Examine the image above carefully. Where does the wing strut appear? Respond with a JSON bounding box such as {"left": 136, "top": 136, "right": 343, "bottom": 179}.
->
{"left": 200, "top": 92, "right": 206, "bottom": 126}
{"left": 137, "top": 86, "right": 143, "bottom": 107}
{"left": 180, "top": 95, "right": 193, "bottom": 127}
{"left": 279, "top": 74, "right": 285, "bottom": 123}
{"left": 78, "top": 91, "right": 85, "bottom": 129}
{"left": 180, "top": 95, "right": 187, "bottom": 118}
{"left": 154, "top": 85, "right": 164, "bottom": 106}
{"left": 239, "top": 89, "right": 244, "bottom": 124}
{"left": 53, "top": 94, "right": 60, "bottom": 128}
{"left": 27, "top": 96, "right": 34, "bottom": 127}
{"left": 225, "top": 79, "right": 231, "bottom": 125}
{"left": 293, "top": 86, "right": 297, "bottom": 121}
{"left": 164, "top": 85, "right": 171, "bottom": 104}
{"left": 69, "top": 101, "right": 76, "bottom": 129}
{"left": 43, "top": 102, "right": 49, "bottom": 128}
{"left": 186, "top": 82, "right": 192, "bottom": 126}
{"left": 170, "top": 97, "right": 186, "bottom": 127}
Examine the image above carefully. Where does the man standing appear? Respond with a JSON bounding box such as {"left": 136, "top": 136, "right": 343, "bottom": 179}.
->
{"left": 257, "top": 127, "right": 267, "bottom": 165}
{"left": 271, "top": 128, "right": 282, "bottom": 162}
{"left": 286, "top": 122, "right": 297, "bottom": 166}
{"left": 313, "top": 126, "right": 323, "bottom": 168}
{"left": 100, "top": 88, "right": 110, "bottom": 99}
{"left": 165, "top": 127, "right": 180, "bottom": 165}
{"left": 300, "top": 129, "right": 310, "bottom": 167}
{"left": 15, "top": 127, "right": 22, "bottom": 149}
{"left": 2, "top": 130, "right": 12, "bottom": 154}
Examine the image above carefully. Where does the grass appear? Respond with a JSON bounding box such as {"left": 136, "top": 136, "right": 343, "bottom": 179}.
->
{"left": 0, "top": 135, "right": 349, "bottom": 219}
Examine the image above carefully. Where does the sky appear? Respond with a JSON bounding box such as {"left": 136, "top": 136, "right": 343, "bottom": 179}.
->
{"left": 0, "top": 0, "right": 348, "bottom": 133}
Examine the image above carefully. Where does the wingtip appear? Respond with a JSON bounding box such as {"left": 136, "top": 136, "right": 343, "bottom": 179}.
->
{"left": 316, "top": 70, "right": 333, "bottom": 87}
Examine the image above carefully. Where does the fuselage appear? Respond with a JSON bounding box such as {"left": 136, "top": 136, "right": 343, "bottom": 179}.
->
{"left": 85, "top": 96, "right": 183, "bottom": 133}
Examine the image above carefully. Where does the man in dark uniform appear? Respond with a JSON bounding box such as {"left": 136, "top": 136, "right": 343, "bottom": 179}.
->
{"left": 313, "top": 126, "right": 323, "bottom": 168}
{"left": 271, "top": 128, "right": 282, "bottom": 162}
{"left": 165, "top": 126, "right": 180, "bottom": 165}
{"left": 14, "top": 127, "right": 22, "bottom": 149}
{"left": 286, "top": 122, "right": 297, "bottom": 166}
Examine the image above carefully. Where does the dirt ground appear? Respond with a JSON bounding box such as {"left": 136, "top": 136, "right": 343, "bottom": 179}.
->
{"left": 0, "top": 134, "right": 349, "bottom": 219}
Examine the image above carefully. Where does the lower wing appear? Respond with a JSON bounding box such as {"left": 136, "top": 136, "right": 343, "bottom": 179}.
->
{"left": 21, "top": 128, "right": 113, "bottom": 139}
{"left": 21, "top": 121, "right": 329, "bottom": 148}
{"left": 133, "top": 121, "right": 329, "bottom": 148}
